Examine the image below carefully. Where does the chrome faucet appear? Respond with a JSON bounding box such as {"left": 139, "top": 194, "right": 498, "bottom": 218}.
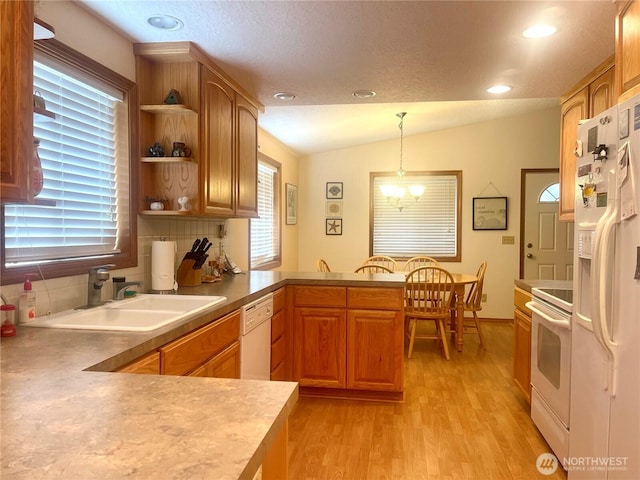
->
{"left": 85, "top": 264, "right": 115, "bottom": 308}
{"left": 113, "top": 280, "right": 143, "bottom": 300}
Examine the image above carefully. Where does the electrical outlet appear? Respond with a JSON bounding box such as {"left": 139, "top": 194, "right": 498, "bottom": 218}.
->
{"left": 481, "top": 294, "right": 487, "bottom": 302}
{"left": 502, "top": 235, "right": 515, "bottom": 245}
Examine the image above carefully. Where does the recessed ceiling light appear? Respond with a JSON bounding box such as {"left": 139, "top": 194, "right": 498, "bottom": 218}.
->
{"left": 487, "top": 85, "right": 512, "bottom": 94}
{"left": 147, "top": 15, "right": 184, "bottom": 31}
{"left": 274, "top": 92, "right": 296, "bottom": 101}
{"left": 352, "top": 90, "right": 376, "bottom": 99}
{"left": 522, "top": 24, "right": 557, "bottom": 38}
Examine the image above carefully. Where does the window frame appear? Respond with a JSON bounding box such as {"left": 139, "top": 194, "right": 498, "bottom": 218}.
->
{"left": 369, "top": 170, "right": 462, "bottom": 262}
{"left": 249, "top": 153, "right": 281, "bottom": 270}
{"left": 0, "top": 39, "right": 138, "bottom": 285}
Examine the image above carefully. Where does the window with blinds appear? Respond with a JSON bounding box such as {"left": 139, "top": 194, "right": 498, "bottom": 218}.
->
{"left": 250, "top": 157, "right": 281, "bottom": 269}
{"left": 3, "top": 57, "right": 128, "bottom": 267}
{"left": 371, "top": 171, "right": 462, "bottom": 261}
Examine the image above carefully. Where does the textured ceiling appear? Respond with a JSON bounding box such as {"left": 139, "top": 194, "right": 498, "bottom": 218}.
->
{"left": 76, "top": 1, "right": 616, "bottom": 155}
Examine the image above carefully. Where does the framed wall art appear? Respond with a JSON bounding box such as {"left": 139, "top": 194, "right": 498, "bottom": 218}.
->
{"left": 472, "top": 196, "right": 508, "bottom": 230}
{"left": 326, "top": 200, "right": 343, "bottom": 217}
{"left": 326, "top": 182, "right": 343, "bottom": 199}
{"left": 286, "top": 183, "right": 298, "bottom": 225}
{"left": 326, "top": 218, "right": 342, "bottom": 235}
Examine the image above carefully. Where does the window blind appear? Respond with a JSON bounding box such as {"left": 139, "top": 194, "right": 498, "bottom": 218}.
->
{"left": 4, "top": 60, "right": 125, "bottom": 266}
{"left": 251, "top": 162, "right": 279, "bottom": 267}
{"left": 373, "top": 174, "right": 459, "bottom": 258}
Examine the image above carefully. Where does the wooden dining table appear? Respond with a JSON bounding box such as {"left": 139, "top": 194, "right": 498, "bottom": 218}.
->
{"left": 449, "top": 273, "right": 478, "bottom": 352}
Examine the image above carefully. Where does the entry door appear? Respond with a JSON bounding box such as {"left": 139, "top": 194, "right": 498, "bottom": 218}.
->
{"left": 524, "top": 172, "right": 574, "bottom": 280}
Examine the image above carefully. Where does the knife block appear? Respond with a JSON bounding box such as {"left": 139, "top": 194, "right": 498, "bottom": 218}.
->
{"left": 176, "top": 259, "right": 201, "bottom": 287}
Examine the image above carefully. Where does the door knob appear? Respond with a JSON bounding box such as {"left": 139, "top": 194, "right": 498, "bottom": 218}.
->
{"left": 526, "top": 253, "right": 533, "bottom": 258}
{"left": 527, "top": 243, "right": 533, "bottom": 248}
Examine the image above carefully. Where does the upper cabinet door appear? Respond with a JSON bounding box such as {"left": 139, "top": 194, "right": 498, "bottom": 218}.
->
{"left": 616, "top": 0, "right": 640, "bottom": 101}
{"left": 559, "top": 87, "right": 588, "bottom": 222}
{"left": 235, "top": 96, "right": 258, "bottom": 218}
{"left": 0, "top": 0, "right": 34, "bottom": 203}
{"left": 201, "top": 66, "right": 235, "bottom": 216}
{"left": 589, "top": 67, "right": 616, "bottom": 117}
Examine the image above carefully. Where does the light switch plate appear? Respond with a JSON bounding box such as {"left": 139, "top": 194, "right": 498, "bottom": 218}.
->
{"left": 502, "top": 235, "right": 515, "bottom": 245}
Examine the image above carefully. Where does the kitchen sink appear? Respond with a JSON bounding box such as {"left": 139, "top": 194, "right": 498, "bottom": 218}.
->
{"left": 27, "top": 294, "right": 227, "bottom": 332}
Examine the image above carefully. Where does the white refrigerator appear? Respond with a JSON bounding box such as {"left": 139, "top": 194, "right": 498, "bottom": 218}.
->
{"left": 570, "top": 95, "right": 640, "bottom": 479}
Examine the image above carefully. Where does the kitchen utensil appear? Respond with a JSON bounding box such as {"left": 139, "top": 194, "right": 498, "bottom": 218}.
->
{"left": 193, "top": 254, "right": 208, "bottom": 270}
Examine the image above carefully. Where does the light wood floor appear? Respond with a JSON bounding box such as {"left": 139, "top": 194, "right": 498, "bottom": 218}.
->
{"left": 287, "top": 322, "right": 567, "bottom": 479}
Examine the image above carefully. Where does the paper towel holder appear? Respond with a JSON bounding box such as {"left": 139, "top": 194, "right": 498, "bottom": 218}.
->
{"left": 149, "top": 238, "right": 178, "bottom": 294}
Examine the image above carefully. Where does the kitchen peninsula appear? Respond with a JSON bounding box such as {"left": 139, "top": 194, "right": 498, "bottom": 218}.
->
{"left": 1, "top": 271, "right": 405, "bottom": 479}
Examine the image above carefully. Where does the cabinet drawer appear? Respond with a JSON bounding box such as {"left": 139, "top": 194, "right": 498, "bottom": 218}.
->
{"left": 273, "top": 287, "right": 285, "bottom": 312}
{"left": 514, "top": 287, "right": 532, "bottom": 317}
{"left": 271, "top": 334, "right": 285, "bottom": 371}
{"left": 271, "top": 309, "right": 285, "bottom": 341}
{"left": 293, "top": 286, "right": 346, "bottom": 307}
{"left": 116, "top": 351, "right": 160, "bottom": 375}
{"left": 347, "top": 287, "right": 403, "bottom": 310}
{"left": 160, "top": 310, "right": 240, "bottom": 376}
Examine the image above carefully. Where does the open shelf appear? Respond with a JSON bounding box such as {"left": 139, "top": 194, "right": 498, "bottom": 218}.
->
{"left": 140, "top": 104, "right": 196, "bottom": 115}
{"left": 140, "top": 209, "right": 192, "bottom": 216}
{"left": 141, "top": 156, "right": 194, "bottom": 163}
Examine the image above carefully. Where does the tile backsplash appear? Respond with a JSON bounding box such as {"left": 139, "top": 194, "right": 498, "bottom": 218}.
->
{"left": 1, "top": 216, "right": 230, "bottom": 317}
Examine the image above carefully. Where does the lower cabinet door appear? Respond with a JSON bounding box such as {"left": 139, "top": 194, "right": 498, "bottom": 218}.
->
{"left": 347, "top": 309, "right": 403, "bottom": 391}
{"left": 189, "top": 341, "right": 240, "bottom": 379}
{"left": 513, "top": 309, "right": 532, "bottom": 403}
{"left": 294, "top": 307, "right": 346, "bottom": 388}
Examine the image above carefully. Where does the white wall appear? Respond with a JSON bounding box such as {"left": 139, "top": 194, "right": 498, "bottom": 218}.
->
{"left": 298, "top": 106, "right": 561, "bottom": 319}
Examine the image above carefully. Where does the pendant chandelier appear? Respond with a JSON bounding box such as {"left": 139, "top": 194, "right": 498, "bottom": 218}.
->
{"left": 379, "top": 112, "right": 425, "bottom": 211}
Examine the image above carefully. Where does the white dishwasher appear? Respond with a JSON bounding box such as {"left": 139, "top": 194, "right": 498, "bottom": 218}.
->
{"left": 240, "top": 292, "right": 273, "bottom": 380}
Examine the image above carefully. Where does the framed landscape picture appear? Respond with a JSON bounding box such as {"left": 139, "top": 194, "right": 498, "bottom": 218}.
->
{"left": 472, "top": 196, "right": 508, "bottom": 230}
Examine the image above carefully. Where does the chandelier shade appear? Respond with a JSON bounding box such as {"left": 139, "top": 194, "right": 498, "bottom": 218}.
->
{"left": 379, "top": 112, "right": 425, "bottom": 210}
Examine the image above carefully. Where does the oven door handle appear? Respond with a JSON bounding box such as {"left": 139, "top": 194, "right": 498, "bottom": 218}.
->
{"left": 526, "top": 302, "right": 571, "bottom": 330}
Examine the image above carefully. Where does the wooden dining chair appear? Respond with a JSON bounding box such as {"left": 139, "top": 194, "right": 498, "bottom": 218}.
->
{"left": 317, "top": 258, "right": 331, "bottom": 272}
{"left": 354, "top": 264, "right": 394, "bottom": 274}
{"left": 404, "top": 266, "right": 456, "bottom": 360}
{"left": 454, "top": 261, "right": 488, "bottom": 348}
{"left": 402, "top": 255, "right": 440, "bottom": 272}
{"left": 362, "top": 255, "right": 397, "bottom": 272}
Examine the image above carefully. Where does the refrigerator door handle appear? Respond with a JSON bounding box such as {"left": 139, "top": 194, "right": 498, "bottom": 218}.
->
{"left": 593, "top": 170, "right": 620, "bottom": 396}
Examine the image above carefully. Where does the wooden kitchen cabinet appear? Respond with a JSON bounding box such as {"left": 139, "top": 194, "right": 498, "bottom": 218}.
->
{"left": 270, "top": 287, "right": 287, "bottom": 380}
{"left": 346, "top": 288, "right": 404, "bottom": 391}
{"left": 616, "top": 0, "right": 640, "bottom": 101}
{"left": 116, "top": 351, "right": 161, "bottom": 375}
{"left": 189, "top": 341, "right": 240, "bottom": 379}
{"left": 0, "top": 0, "right": 34, "bottom": 203}
{"left": 294, "top": 306, "right": 347, "bottom": 388}
{"left": 513, "top": 287, "right": 532, "bottom": 404}
{"left": 134, "top": 42, "right": 260, "bottom": 218}
{"left": 292, "top": 285, "right": 404, "bottom": 398}
{"left": 234, "top": 95, "right": 259, "bottom": 217}
{"left": 160, "top": 309, "right": 240, "bottom": 377}
{"left": 559, "top": 57, "right": 615, "bottom": 223}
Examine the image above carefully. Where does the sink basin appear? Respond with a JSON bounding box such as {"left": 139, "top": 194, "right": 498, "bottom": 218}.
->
{"left": 27, "top": 294, "right": 227, "bottom": 332}
{"left": 105, "top": 294, "right": 223, "bottom": 313}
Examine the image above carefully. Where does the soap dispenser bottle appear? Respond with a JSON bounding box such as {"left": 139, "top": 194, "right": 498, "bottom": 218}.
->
{"left": 19, "top": 273, "right": 37, "bottom": 324}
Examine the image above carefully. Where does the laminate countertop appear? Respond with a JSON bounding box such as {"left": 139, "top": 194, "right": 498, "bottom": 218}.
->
{"left": 0, "top": 271, "right": 405, "bottom": 479}
{"left": 514, "top": 278, "right": 573, "bottom": 293}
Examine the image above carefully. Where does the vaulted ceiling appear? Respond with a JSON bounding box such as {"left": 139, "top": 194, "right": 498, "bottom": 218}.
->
{"left": 77, "top": 1, "right": 616, "bottom": 155}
